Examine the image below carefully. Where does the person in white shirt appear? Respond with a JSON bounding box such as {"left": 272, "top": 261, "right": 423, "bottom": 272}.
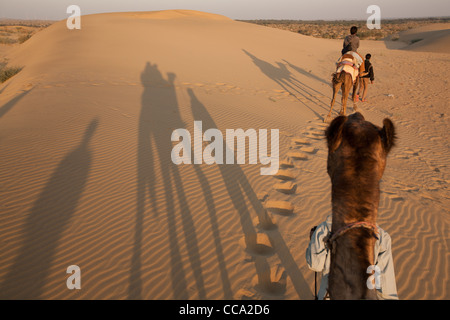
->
{"left": 306, "top": 215, "right": 399, "bottom": 300}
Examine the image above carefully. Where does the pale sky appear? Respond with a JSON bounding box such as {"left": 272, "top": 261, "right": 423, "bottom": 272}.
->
{"left": 1, "top": 0, "right": 449, "bottom": 21}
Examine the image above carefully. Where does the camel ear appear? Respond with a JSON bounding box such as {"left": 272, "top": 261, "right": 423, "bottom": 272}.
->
{"left": 380, "top": 118, "right": 396, "bottom": 153}
{"left": 325, "top": 116, "right": 347, "bottom": 152}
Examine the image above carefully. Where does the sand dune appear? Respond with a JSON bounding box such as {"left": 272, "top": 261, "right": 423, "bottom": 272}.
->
{"left": 392, "top": 23, "right": 450, "bottom": 53}
{"left": 0, "top": 10, "right": 448, "bottom": 299}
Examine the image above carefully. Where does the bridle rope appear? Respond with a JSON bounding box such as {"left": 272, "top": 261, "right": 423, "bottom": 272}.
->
{"left": 324, "top": 221, "right": 379, "bottom": 253}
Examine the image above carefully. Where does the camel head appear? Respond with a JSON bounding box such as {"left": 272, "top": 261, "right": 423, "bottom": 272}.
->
{"left": 325, "top": 112, "right": 396, "bottom": 299}
{"left": 325, "top": 112, "right": 396, "bottom": 186}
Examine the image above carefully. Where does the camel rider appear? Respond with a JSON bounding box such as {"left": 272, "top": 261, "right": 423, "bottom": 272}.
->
{"left": 306, "top": 215, "right": 399, "bottom": 300}
{"left": 340, "top": 26, "right": 366, "bottom": 78}
{"left": 342, "top": 26, "right": 360, "bottom": 55}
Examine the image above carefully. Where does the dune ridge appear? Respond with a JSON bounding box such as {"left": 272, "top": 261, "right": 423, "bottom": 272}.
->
{"left": 394, "top": 23, "right": 450, "bottom": 53}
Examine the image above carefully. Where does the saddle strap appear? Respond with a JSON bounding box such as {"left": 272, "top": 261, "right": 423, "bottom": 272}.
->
{"left": 324, "top": 221, "right": 379, "bottom": 253}
{"left": 338, "top": 60, "right": 358, "bottom": 70}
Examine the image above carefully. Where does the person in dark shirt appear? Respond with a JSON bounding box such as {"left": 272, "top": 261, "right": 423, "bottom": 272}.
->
{"left": 342, "top": 26, "right": 360, "bottom": 55}
{"left": 357, "top": 53, "right": 375, "bottom": 102}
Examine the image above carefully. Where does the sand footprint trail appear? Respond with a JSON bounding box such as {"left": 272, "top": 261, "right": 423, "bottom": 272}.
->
{"left": 237, "top": 121, "right": 328, "bottom": 299}
{"left": 197, "top": 99, "right": 332, "bottom": 299}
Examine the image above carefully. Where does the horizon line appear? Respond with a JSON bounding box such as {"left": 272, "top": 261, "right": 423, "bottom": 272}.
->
{"left": 0, "top": 14, "right": 449, "bottom": 23}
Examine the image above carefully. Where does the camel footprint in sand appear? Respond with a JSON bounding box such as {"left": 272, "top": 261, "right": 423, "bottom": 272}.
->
{"left": 267, "top": 121, "right": 327, "bottom": 214}
{"left": 237, "top": 123, "right": 325, "bottom": 299}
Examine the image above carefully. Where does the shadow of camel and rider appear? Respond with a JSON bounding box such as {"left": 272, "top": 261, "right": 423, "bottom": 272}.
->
{"left": 133, "top": 62, "right": 206, "bottom": 299}
{"left": 242, "top": 49, "right": 331, "bottom": 120}
{"left": 0, "top": 118, "right": 98, "bottom": 299}
{"left": 187, "top": 87, "right": 312, "bottom": 299}
{"left": 132, "top": 61, "right": 313, "bottom": 299}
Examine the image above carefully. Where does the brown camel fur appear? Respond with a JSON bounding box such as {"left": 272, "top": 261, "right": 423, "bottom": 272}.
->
{"left": 325, "top": 72, "right": 359, "bottom": 123}
{"left": 325, "top": 112, "right": 396, "bottom": 299}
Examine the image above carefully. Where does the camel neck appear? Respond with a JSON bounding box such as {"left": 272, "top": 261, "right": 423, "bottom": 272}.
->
{"left": 328, "top": 176, "right": 380, "bottom": 299}
{"left": 331, "top": 175, "right": 381, "bottom": 225}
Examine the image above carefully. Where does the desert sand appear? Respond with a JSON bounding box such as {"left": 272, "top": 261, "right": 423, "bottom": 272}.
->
{"left": 0, "top": 10, "right": 448, "bottom": 300}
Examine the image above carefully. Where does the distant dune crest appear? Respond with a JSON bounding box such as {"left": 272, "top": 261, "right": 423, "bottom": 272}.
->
{"left": 120, "top": 10, "right": 231, "bottom": 21}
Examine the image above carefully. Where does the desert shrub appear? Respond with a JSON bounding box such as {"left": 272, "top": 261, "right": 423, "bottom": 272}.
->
{"left": 0, "top": 37, "right": 17, "bottom": 44}
{"left": 0, "top": 64, "right": 22, "bottom": 83}
{"left": 18, "top": 32, "right": 32, "bottom": 43}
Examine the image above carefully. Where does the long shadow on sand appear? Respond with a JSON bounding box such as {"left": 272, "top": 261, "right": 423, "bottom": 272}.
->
{"left": 282, "top": 59, "right": 331, "bottom": 87}
{"left": 133, "top": 62, "right": 207, "bottom": 299}
{"left": 188, "top": 89, "right": 313, "bottom": 299}
{"left": 0, "top": 88, "right": 32, "bottom": 119}
{"left": 0, "top": 118, "right": 98, "bottom": 299}
{"left": 242, "top": 49, "right": 329, "bottom": 120}
{"left": 0, "top": 83, "right": 10, "bottom": 95}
